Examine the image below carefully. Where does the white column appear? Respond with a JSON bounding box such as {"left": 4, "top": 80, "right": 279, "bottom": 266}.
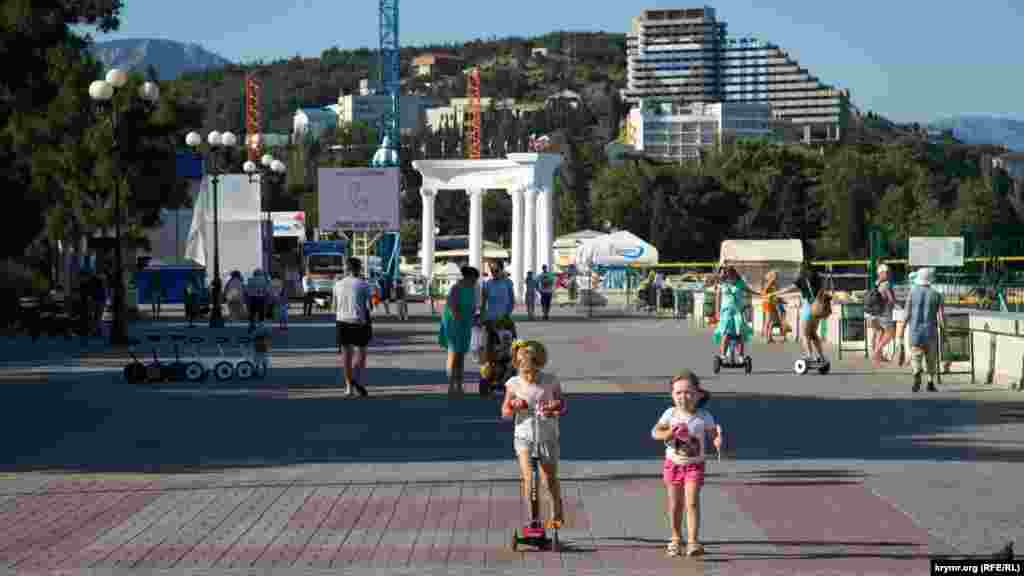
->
{"left": 523, "top": 187, "right": 537, "bottom": 278}
{"left": 536, "top": 187, "right": 553, "bottom": 271}
{"left": 420, "top": 188, "right": 436, "bottom": 281}
{"left": 467, "top": 188, "right": 484, "bottom": 272}
{"left": 510, "top": 187, "right": 525, "bottom": 301}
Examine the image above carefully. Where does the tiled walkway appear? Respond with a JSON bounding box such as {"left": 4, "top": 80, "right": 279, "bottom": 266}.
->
{"left": 1, "top": 304, "right": 1020, "bottom": 575}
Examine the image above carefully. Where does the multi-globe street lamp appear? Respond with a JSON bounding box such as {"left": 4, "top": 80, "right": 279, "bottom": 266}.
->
{"left": 88, "top": 68, "right": 160, "bottom": 346}
{"left": 185, "top": 129, "right": 238, "bottom": 328}
{"left": 243, "top": 154, "right": 286, "bottom": 274}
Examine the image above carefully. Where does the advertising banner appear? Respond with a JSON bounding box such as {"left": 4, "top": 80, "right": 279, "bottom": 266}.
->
{"left": 271, "top": 211, "right": 306, "bottom": 238}
{"left": 318, "top": 168, "right": 400, "bottom": 231}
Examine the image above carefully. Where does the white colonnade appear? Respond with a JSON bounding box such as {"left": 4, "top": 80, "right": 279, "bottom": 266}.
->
{"left": 412, "top": 153, "right": 562, "bottom": 301}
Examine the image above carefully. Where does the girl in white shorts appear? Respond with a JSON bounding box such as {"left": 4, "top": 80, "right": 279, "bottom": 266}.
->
{"left": 501, "top": 339, "right": 567, "bottom": 529}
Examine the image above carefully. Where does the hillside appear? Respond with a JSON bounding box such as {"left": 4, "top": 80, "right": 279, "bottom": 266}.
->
{"left": 930, "top": 116, "right": 1024, "bottom": 151}
{"left": 167, "top": 32, "right": 628, "bottom": 135}
{"left": 90, "top": 39, "right": 233, "bottom": 81}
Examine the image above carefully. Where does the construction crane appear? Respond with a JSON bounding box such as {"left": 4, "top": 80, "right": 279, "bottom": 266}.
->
{"left": 245, "top": 72, "right": 262, "bottom": 162}
{"left": 371, "top": 0, "right": 400, "bottom": 167}
{"left": 466, "top": 67, "right": 481, "bottom": 159}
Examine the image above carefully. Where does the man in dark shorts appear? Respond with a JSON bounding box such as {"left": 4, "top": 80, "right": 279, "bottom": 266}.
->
{"left": 333, "top": 257, "right": 372, "bottom": 397}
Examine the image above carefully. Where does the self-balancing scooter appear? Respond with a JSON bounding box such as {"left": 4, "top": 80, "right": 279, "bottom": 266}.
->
{"left": 712, "top": 337, "right": 752, "bottom": 375}
{"left": 793, "top": 355, "right": 830, "bottom": 375}
{"left": 511, "top": 402, "right": 560, "bottom": 552}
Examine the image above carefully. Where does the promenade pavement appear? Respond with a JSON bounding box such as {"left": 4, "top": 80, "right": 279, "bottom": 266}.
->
{"left": 1, "top": 303, "right": 1022, "bottom": 575}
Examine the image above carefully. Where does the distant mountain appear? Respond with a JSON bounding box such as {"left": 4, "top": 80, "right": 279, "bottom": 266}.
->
{"left": 89, "top": 39, "right": 232, "bottom": 81}
{"left": 929, "top": 115, "right": 1024, "bottom": 151}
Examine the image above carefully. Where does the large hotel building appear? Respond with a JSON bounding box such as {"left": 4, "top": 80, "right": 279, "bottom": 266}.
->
{"left": 623, "top": 6, "right": 851, "bottom": 160}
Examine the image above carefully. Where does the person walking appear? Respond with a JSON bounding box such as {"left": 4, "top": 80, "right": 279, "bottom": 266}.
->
{"left": 869, "top": 264, "right": 898, "bottom": 365}
{"left": 333, "top": 257, "right": 372, "bottom": 397}
{"left": 438, "top": 266, "right": 479, "bottom": 397}
{"left": 538, "top": 265, "right": 554, "bottom": 320}
{"left": 525, "top": 271, "right": 538, "bottom": 320}
{"left": 224, "top": 271, "right": 245, "bottom": 321}
{"left": 651, "top": 370, "right": 724, "bottom": 557}
{"left": 245, "top": 269, "right": 270, "bottom": 333}
{"left": 905, "top": 267, "right": 944, "bottom": 392}
{"left": 91, "top": 271, "right": 107, "bottom": 336}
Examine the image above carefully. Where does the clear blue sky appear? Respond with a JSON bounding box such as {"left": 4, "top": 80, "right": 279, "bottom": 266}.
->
{"left": 88, "top": 0, "right": 1023, "bottom": 124}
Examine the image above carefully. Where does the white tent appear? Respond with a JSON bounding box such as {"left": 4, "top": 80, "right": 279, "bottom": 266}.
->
{"left": 718, "top": 239, "right": 804, "bottom": 292}
{"left": 185, "top": 175, "right": 268, "bottom": 283}
{"left": 575, "top": 230, "right": 659, "bottom": 268}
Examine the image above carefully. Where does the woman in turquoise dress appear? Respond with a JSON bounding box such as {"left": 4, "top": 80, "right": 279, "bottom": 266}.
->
{"left": 713, "top": 266, "right": 759, "bottom": 359}
{"left": 439, "top": 266, "right": 480, "bottom": 397}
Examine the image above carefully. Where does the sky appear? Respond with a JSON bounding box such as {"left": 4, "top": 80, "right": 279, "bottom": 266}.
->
{"left": 86, "top": 0, "right": 1023, "bottom": 124}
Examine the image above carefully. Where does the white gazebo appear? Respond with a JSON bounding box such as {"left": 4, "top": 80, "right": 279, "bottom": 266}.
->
{"left": 412, "top": 153, "right": 562, "bottom": 300}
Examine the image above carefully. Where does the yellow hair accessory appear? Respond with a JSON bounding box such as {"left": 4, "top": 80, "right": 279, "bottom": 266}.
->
{"left": 511, "top": 339, "right": 547, "bottom": 368}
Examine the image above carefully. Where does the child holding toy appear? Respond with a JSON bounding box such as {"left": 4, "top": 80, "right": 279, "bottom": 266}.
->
{"left": 651, "top": 370, "right": 724, "bottom": 557}
{"left": 501, "top": 339, "right": 567, "bottom": 528}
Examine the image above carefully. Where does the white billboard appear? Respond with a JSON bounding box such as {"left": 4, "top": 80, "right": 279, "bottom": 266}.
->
{"left": 909, "top": 236, "right": 965, "bottom": 268}
{"left": 271, "top": 211, "right": 306, "bottom": 238}
{"left": 318, "top": 168, "right": 400, "bottom": 231}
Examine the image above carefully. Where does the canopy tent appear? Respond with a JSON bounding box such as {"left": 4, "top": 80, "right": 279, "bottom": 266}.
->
{"left": 718, "top": 239, "right": 804, "bottom": 292}
{"left": 185, "top": 175, "right": 268, "bottom": 284}
{"left": 575, "top": 230, "right": 659, "bottom": 268}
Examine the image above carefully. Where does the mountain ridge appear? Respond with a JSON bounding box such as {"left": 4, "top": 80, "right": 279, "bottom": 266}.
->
{"left": 929, "top": 115, "right": 1024, "bottom": 151}
{"left": 89, "top": 38, "right": 233, "bottom": 81}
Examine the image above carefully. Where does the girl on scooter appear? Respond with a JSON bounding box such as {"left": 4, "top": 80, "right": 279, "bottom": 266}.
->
{"left": 713, "top": 266, "right": 759, "bottom": 360}
{"left": 652, "top": 370, "right": 724, "bottom": 557}
{"left": 501, "top": 339, "right": 567, "bottom": 530}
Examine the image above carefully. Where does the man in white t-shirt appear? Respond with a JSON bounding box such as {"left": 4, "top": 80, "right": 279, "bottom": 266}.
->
{"left": 333, "top": 258, "right": 372, "bottom": 397}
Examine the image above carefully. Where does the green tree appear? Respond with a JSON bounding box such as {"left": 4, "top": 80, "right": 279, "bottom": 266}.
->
{"left": 1, "top": 0, "right": 124, "bottom": 260}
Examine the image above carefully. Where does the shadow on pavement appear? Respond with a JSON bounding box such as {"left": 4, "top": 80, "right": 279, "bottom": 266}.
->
{"left": 4, "top": 368, "right": 1024, "bottom": 473}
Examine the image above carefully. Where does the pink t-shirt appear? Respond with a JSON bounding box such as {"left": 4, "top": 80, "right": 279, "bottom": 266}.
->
{"left": 505, "top": 372, "right": 563, "bottom": 443}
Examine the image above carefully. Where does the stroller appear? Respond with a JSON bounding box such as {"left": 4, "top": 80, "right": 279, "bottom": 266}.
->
{"left": 475, "top": 314, "right": 517, "bottom": 397}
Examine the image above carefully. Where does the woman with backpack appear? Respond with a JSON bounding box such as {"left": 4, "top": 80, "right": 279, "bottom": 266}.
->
{"left": 867, "top": 264, "right": 897, "bottom": 365}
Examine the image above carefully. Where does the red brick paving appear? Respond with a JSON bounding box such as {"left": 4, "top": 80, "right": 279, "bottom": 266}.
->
{"left": 0, "top": 475, "right": 948, "bottom": 572}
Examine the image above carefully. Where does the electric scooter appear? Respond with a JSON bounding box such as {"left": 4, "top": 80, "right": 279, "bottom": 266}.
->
{"left": 183, "top": 336, "right": 207, "bottom": 383}
{"left": 511, "top": 401, "right": 560, "bottom": 552}
{"left": 123, "top": 338, "right": 146, "bottom": 384}
{"left": 212, "top": 336, "right": 235, "bottom": 382}
{"left": 167, "top": 334, "right": 189, "bottom": 382}
{"left": 712, "top": 336, "right": 752, "bottom": 375}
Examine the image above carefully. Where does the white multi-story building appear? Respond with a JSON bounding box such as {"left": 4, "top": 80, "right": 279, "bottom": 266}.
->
{"left": 425, "top": 98, "right": 543, "bottom": 133}
{"left": 629, "top": 100, "right": 777, "bottom": 161}
{"left": 625, "top": 6, "right": 850, "bottom": 142}
{"left": 335, "top": 93, "right": 435, "bottom": 135}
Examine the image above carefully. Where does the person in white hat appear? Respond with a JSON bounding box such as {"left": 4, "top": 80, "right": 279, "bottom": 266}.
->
{"left": 904, "top": 267, "right": 945, "bottom": 392}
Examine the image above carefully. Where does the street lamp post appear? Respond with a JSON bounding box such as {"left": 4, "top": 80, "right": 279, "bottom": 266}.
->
{"left": 186, "top": 130, "right": 238, "bottom": 328}
{"left": 243, "top": 154, "right": 286, "bottom": 274}
{"left": 89, "top": 69, "right": 160, "bottom": 346}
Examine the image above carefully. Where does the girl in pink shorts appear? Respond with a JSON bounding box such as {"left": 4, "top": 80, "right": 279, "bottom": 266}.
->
{"left": 651, "top": 370, "right": 723, "bottom": 557}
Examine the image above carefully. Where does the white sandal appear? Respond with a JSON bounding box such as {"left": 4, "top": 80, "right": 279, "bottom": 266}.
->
{"left": 666, "top": 539, "right": 682, "bottom": 557}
